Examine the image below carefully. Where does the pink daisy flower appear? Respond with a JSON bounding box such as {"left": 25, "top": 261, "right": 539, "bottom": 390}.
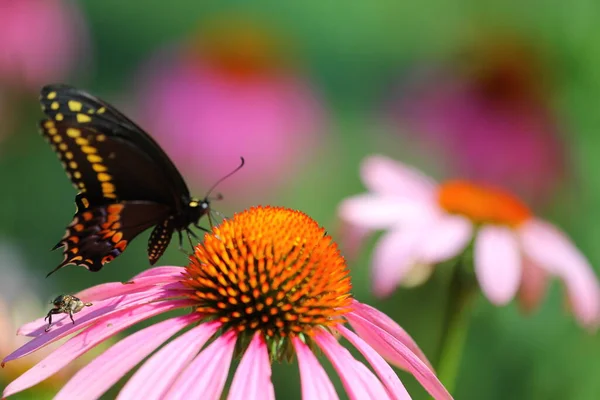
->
{"left": 0, "top": 0, "right": 88, "bottom": 91}
{"left": 2, "top": 206, "right": 451, "bottom": 399}
{"left": 135, "top": 18, "right": 324, "bottom": 200}
{"left": 388, "top": 35, "right": 565, "bottom": 206}
{"left": 339, "top": 155, "right": 600, "bottom": 328}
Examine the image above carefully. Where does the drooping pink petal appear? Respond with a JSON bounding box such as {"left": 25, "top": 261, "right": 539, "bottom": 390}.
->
{"left": 117, "top": 321, "right": 220, "bottom": 400}
{"left": 11, "top": 284, "right": 184, "bottom": 357}
{"left": 349, "top": 301, "right": 433, "bottom": 370}
{"left": 518, "top": 258, "right": 549, "bottom": 313}
{"left": 54, "top": 314, "right": 198, "bottom": 400}
{"left": 74, "top": 273, "right": 187, "bottom": 302}
{"left": 228, "top": 333, "right": 275, "bottom": 400}
{"left": 339, "top": 194, "right": 436, "bottom": 229}
{"left": 132, "top": 266, "right": 186, "bottom": 279}
{"left": 361, "top": 155, "right": 437, "bottom": 200}
{"left": 370, "top": 228, "right": 423, "bottom": 297}
{"left": 293, "top": 337, "right": 339, "bottom": 400}
{"left": 338, "top": 325, "right": 411, "bottom": 400}
{"left": 2, "top": 299, "right": 195, "bottom": 398}
{"left": 474, "top": 225, "right": 521, "bottom": 305}
{"left": 346, "top": 311, "right": 452, "bottom": 400}
{"left": 315, "top": 330, "right": 391, "bottom": 400}
{"left": 415, "top": 214, "right": 472, "bottom": 264}
{"left": 166, "top": 331, "right": 236, "bottom": 400}
{"left": 520, "top": 218, "right": 600, "bottom": 326}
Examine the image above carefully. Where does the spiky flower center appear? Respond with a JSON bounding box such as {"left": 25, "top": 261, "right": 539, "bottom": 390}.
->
{"left": 438, "top": 180, "right": 531, "bottom": 226}
{"left": 183, "top": 206, "right": 352, "bottom": 349}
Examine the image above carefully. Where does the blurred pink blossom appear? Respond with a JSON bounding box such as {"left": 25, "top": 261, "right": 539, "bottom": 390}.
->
{"left": 389, "top": 36, "right": 566, "bottom": 206}
{"left": 3, "top": 207, "right": 451, "bottom": 399}
{"left": 136, "top": 20, "right": 324, "bottom": 200}
{"left": 339, "top": 155, "right": 600, "bottom": 328}
{"left": 0, "top": 0, "right": 88, "bottom": 91}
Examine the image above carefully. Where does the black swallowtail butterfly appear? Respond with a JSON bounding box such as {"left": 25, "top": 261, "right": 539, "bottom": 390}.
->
{"left": 39, "top": 84, "right": 243, "bottom": 276}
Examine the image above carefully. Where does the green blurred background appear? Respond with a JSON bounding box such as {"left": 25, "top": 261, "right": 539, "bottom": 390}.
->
{"left": 1, "top": 1, "right": 600, "bottom": 399}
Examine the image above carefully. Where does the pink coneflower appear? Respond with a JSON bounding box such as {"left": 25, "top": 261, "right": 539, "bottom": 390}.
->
{"left": 135, "top": 17, "right": 324, "bottom": 200}
{"left": 0, "top": 0, "right": 87, "bottom": 91}
{"left": 2, "top": 206, "right": 451, "bottom": 399}
{"left": 389, "top": 35, "right": 565, "bottom": 206}
{"left": 339, "top": 155, "right": 600, "bottom": 328}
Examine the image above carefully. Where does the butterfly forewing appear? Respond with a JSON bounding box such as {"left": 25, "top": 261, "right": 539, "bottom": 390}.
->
{"left": 40, "top": 84, "right": 190, "bottom": 207}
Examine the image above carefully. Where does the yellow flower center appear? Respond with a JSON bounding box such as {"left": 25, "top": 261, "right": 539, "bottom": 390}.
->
{"left": 183, "top": 206, "right": 352, "bottom": 344}
{"left": 438, "top": 180, "right": 531, "bottom": 226}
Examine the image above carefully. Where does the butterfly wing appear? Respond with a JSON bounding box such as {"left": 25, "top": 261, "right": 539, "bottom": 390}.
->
{"left": 39, "top": 84, "right": 191, "bottom": 209}
{"left": 39, "top": 119, "right": 182, "bottom": 206}
{"left": 148, "top": 219, "right": 175, "bottom": 266}
{"left": 49, "top": 201, "right": 170, "bottom": 276}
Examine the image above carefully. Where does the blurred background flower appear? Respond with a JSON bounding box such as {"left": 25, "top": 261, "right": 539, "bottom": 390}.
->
{"left": 135, "top": 14, "right": 326, "bottom": 202}
{"left": 0, "top": 0, "right": 88, "bottom": 92}
{"left": 387, "top": 32, "right": 566, "bottom": 207}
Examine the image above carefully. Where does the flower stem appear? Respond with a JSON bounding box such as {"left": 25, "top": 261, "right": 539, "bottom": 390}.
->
{"left": 434, "top": 259, "right": 477, "bottom": 394}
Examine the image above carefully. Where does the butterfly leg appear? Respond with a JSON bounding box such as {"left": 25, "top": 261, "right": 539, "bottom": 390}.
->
{"left": 193, "top": 223, "right": 211, "bottom": 233}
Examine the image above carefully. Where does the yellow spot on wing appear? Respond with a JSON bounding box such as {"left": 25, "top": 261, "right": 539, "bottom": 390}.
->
{"left": 48, "top": 128, "right": 58, "bottom": 135}
{"left": 68, "top": 101, "right": 83, "bottom": 112}
{"left": 87, "top": 154, "right": 103, "bottom": 163}
{"left": 92, "top": 163, "right": 107, "bottom": 172}
{"left": 47, "top": 91, "right": 57, "bottom": 100}
{"left": 74, "top": 171, "right": 82, "bottom": 179}
{"left": 50, "top": 102, "right": 59, "bottom": 110}
{"left": 52, "top": 135, "right": 62, "bottom": 143}
{"left": 81, "top": 198, "right": 90, "bottom": 208}
{"left": 102, "top": 182, "right": 115, "bottom": 194}
{"left": 59, "top": 143, "right": 68, "bottom": 151}
{"left": 97, "top": 107, "right": 106, "bottom": 114}
{"left": 56, "top": 113, "right": 64, "bottom": 121}
{"left": 75, "top": 137, "right": 88, "bottom": 146}
{"left": 97, "top": 134, "right": 106, "bottom": 142}
{"left": 44, "top": 121, "right": 55, "bottom": 129}
{"left": 65, "top": 152, "right": 74, "bottom": 160}
{"left": 82, "top": 146, "right": 97, "bottom": 154}
{"left": 77, "top": 114, "right": 92, "bottom": 123}
{"left": 97, "top": 173, "right": 111, "bottom": 182}
{"left": 69, "top": 161, "right": 78, "bottom": 169}
{"left": 66, "top": 128, "right": 81, "bottom": 138}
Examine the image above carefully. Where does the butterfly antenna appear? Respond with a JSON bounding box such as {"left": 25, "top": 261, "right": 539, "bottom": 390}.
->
{"left": 203, "top": 157, "right": 245, "bottom": 200}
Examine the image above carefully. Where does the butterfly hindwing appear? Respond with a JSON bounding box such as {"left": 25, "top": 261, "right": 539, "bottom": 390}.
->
{"left": 49, "top": 202, "right": 170, "bottom": 276}
{"left": 148, "top": 219, "right": 175, "bottom": 266}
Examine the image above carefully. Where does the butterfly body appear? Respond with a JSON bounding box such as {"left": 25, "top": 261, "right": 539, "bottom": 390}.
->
{"left": 39, "top": 84, "right": 211, "bottom": 275}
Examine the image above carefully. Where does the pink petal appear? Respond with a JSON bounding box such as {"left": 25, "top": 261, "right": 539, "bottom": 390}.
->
{"left": 349, "top": 301, "right": 433, "bottom": 370}
{"left": 518, "top": 258, "right": 549, "bottom": 313}
{"left": 520, "top": 218, "right": 600, "bottom": 326}
{"left": 75, "top": 273, "right": 187, "bottom": 302}
{"left": 361, "top": 155, "right": 437, "bottom": 200}
{"left": 2, "top": 299, "right": 195, "bottom": 398}
{"left": 339, "top": 194, "right": 435, "bottom": 229}
{"left": 117, "top": 321, "right": 220, "bottom": 400}
{"left": 475, "top": 225, "right": 521, "bottom": 305}
{"left": 338, "top": 325, "right": 411, "bottom": 400}
{"left": 371, "top": 228, "right": 424, "bottom": 298}
{"left": 166, "top": 331, "right": 236, "bottom": 400}
{"left": 293, "top": 337, "right": 339, "bottom": 400}
{"left": 132, "top": 266, "right": 186, "bottom": 279}
{"left": 54, "top": 314, "right": 199, "bottom": 400}
{"left": 9, "top": 284, "right": 184, "bottom": 359}
{"left": 315, "top": 330, "right": 391, "bottom": 400}
{"left": 346, "top": 311, "right": 452, "bottom": 400}
{"left": 228, "top": 333, "right": 275, "bottom": 400}
{"left": 415, "top": 214, "right": 472, "bottom": 264}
